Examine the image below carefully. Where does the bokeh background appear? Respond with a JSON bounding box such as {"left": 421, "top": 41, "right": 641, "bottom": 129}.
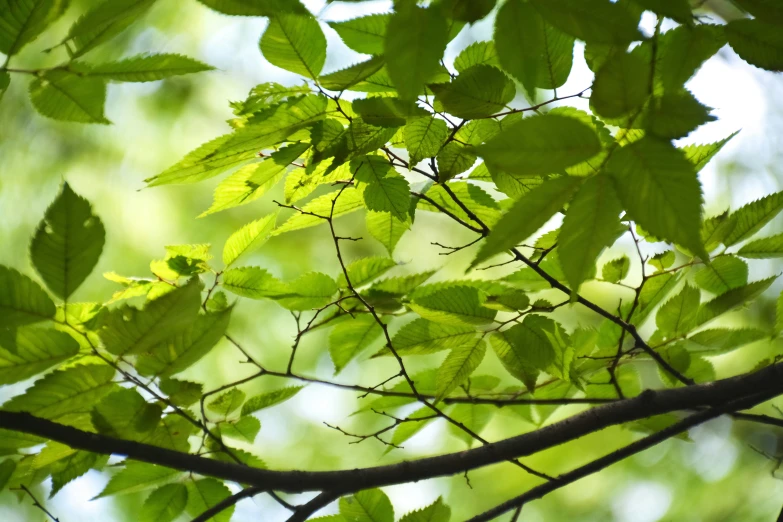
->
{"left": 2, "top": 0, "right": 783, "bottom": 520}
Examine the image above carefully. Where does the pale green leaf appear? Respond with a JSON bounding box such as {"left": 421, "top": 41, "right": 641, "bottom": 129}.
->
{"left": 656, "top": 284, "right": 700, "bottom": 338}
{"left": 410, "top": 285, "right": 496, "bottom": 326}
{"left": 602, "top": 256, "right": 631, "bottom": 283}
{"left": 379, "top": 319, "right": 477, "bottom": 357}
{"left": 454, "top": 41, "right": 498, "bottom": 72}
{"left": 429, "top": 65, "right": 515, "bottom": 119}
{"left": 328, "top": 14, "right": 389, "bottom": 55}
{"left": 329, "top": 315, "right": 383, "bottom": 373}
{"left": 388, "top": 406, "right": 437, "bottom": 448}
{"left": 222, "top": 213, "right": 277, "bottom": 267}
{"left": 418, "top": 182, "right": 502, "bottom": 228}
{"left": 436, "top": 336, "right": 486, "bottom": 400}
{"left": 159, "top": 378, "right": 203, "bottom": 407}
{"left": 436, "top": 143, "right": 477, "bottom": 182}
{"left": 320, "top": 57, "right": 385, "bottom": 91}
{"left": 693, "top": 255, "right": 748, "bottom": 294}
{"left": 241, "top": 386, "right": 303, "bottom": 416}
{"left": 0, "top": 0, "right": 69, "bottom": 56}
{"left": 696, "top": 277, "right": 776, "bottom": 326}
{"left": 72, "top": 53, "right": 214, "bottom": 82}
{"left": 94, "top": 461, "right": 181, "bottom": 498}
{"left": 340, "top": 489, "right": 394, "bottom": 522}
{"left": 403, "top": 116, "right": 449, "bottom": 167}
{"left": 726, "top": 19, "right": 783, "bottom": 72}
{"left": 49, "top": 447, "right": 100, "bottom": 497}
{"left": 737, "top": 233, "right": 783, "bottom": 258}
{"left": 0, "top": 328, "right": 79, "bottom": 385}
{"left": 687, "top": 328, "right": 766, "bottom": 355}
{"left": 0, "top": 265, "right": 56, "bottom": 328}
{"left": 0, "top": 460, "right": 15, "bottom": 492}
{"left": 352, "top": 156, "right": 411, "bottom": 220}
{"left": 399, "top": 498, "right": 451, "bottom": 522}
{"left": 366, "top": 211, "right": 411, "bottom": 255}
{"left": 723, "top": 191, "right": 783, "bottom": 246}
{"left": 29, "top": 71, "right": 109, "bottom": 124}
{"left": 273, "top": 187, "right": 365, "bottom": 235}
{"left": 207, "top": 388, "right": 246, "bottom": 417}
{"left": 682, "top": 132, "right": 737, "bottom": 173}
{"left": 64, "top": 0, "right": 155, "bottom": 59}
{"left": 494, "top": 0, "right": 542, "bottom": 97}
{"left": 489, "top": 331, "right": 538, "bottom": 391}
{"left": 186, "top": 479, "right": 233, "bottom": 522}
{"left": 276, "top": 272, "right": 338, "bottom": 310}
{"left": 339, "top": 257, "right": 397, "bottom": 288}
{"left": 217, "top": 416, "right": 261, "bottom": 443}
{"left": 448, "top": 402, "right": 495, "bottom": 446}
{"left": 140, "top": 483, "right": 188, "bottom": 522}
{"left": 92, "top": 388, "right": 162, "bottom": 440}
{"left": 221, "top": 267, "right": 286, "bottom": 299}
{"left": 260, "top": 13, "right": 326, "bottom": 79}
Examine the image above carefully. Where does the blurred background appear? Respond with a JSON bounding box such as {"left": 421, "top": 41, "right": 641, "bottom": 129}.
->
{"left": 2, "top": 0, "right": 783, "bottom": 520}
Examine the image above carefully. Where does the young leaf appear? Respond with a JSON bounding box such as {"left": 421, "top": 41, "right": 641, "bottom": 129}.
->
{"left": 329, "top": 315, "right": 383, "bottom": 373}
{"left": 693, "top": 255, "right": 748, "bottom": 294}
{"left": 409, "top": 286, "right": 496, "bottom": 326}
{"left": 726, "top": 19, "right": 783, "bottom": 72}
{"left": 30, "top": 183, "right": 105, "bottom": 300}
{"left": 241, "top": 387, "right": 303, "bottom": 416}
{"left": 207, "top": 388, "right": 246, "bottom": 417}
{"left": 352, "top": 97, "right": 426, "bottom": 127}
{"left": 0, "top": 265, "right": 56, "bottom": 328}
{"left": 448, "top": 403, "right": 495, "bottom": 446}
{"left": 140, "top": 483, "right": 188, "bottom": 522}
{"left": 436, "top": 336, "right": 486, "bottom": 400}
{"left": 471, "top": 176, "right": 583, "bottom": 268}
{"left": 340, "top": 489, "right": 394, "bottom": 522}
{"left": 379, "top": 319, "right": 477, "bottom": 357}
{"left": 94, "top": 461, "right": 181, "bottom": 498}
{"left": 474, "top": 114, "right": 601, "bottom": 176}
{"left": 737, "top": 233, "right": 783, "bottom": 258}
{"left": 274, "top": 272, "right": 338, "bottom": 310}
{"left": 72, "top": 53, "right": 214, "bottom": 82}
{"left": 352, "top": 156, "right": 411, "bottom": 220}
{"left": 339, "top": 257, "right": 397, "bottom": 288}
{"left": 454, "top": 41, "right": 499, "bottom": 73}
{"left": 0, "top": 0, "right": 69, "bottom": 56}
{"left": 186, "top": 479, "right": 233, "bottom": 522}
{"left": 64, "top": 0, "right": 155, "bottom": 59}
{"left": 591, "top": 52, "right": 650, "bottom": 119}
{"left": 436, "top": 143, "right": 476, "bottom": 181}
{"left": 389, "top": 406, "right": 438, "bottom": 448}
{"left": 602, "top": 256, "right": 631, "bottom": 283}
{"left": 92, "top": 388, "right": 163, "bottom": 439}
{"left": 607, "top": 138, "right": 707, "bottom": 260}
{"left": 687, "top": 328, "right": 766, "bottom": 355}
{"left": 260, "top": 13, "right": 326, "bottom": 79}
{"left": 559, "top": 174, "right": 623, "bottom": 292}
{"left": 385, "top": 5, "right": 449, "bottom": 100}
{"left": 723, "top": 191, "right": 783, "bottom": 246}
{"left": 29, "top": 71, "right": 109, "bottom": 124}
{"left": 366, "top": 210, "right": 411, "bottom": 255}
{"left": 656, "top": 284, "right": 700, "bottom": 338}
{"left": 530, "top": 0, "right": 643, "bottom": 44}
{"left": 489, "top": 331, "right": 538, "bottom": 391}
{"left": 696, "top": 277, "right": 776, "bottom": 326}
{"left": 403, "top": 116, "right": 449, "bottom": 167}
{"left": 328, "top": 14, "right": 390, "bottom": 56}
{"left": 320, "top": 57, "right": 386, "bottom": 91}
{"left": 217, "top": 416, "right": 261, "bottom": 443}
{"left": 221, "top": 267, "right": 286, "bottom": 299}
{"left": 0, "top": 328, "right": 79, "bottom": 385}
{"left": 273, "top": 187, "right": 365, "bottom": 235}
{"left": 429, "top": 65, "right": 515, "bottom": 119}
{"left": 159, "top": 379, "right": 203, "bottom": 407}
{"left": 418, "top": 182, "right": 502, "bottom": 227}
{"left": 222, "top": 213, "right": 277, "bottom": 267}
{"left": 399, "top": 498, "right": 451, "bottom": 522}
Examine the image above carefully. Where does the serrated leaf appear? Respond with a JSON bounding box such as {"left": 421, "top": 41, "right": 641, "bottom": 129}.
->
{"left": 0, "top": 460, "right": 15, "bottom": 492}
{"left": 530, "top": 0, "right": 643, "bottom": 44}
{"left": 607, "top": 137, "right": 707, "bottom": 260}
{"left": 330, "top": 315, "right": 383, "bottom": 373}
{"left": 696, "top": 277, "right": 776, "bottom": 326}
{"left": 631, "top": 0, "right": 692, "bottom": 25}
{"left": 320, "top": 57, "right": 385, "bottom": 91}
{"left": 410, "top": 286, "right": 496, "bottom": 326}
{"left": 726, "top": 19, "right": 783, "bottom": 72}
{"left": 72, "top": 53, "right": 214, "bottom": 82}
{"left": 378, "top": 319, "right": 477, "bottom": 357}
{"left": 683, "top": 132, "right": 737, "bottom": 174}
{"left": 475, "top": 114, "right": 601, "bottom": 176}
{"left": 489, "top": 331, "right": 538, "bottom": 391}
{"left": 387, "top": 406, "right": 437, "bottom": 448}
{"left": 644, "top": 90, "right": 715, "bottom": 140}
{"left": 632, "top": 272, "right": 683, "bottom": 325}
{"left": 64, "top": 0, "right": 155, "bottom": 59}
{"left": 94, "top": 461, "right": 181, "bottom": 498}
{"left": 260, "top": 13, "right": 326, "bottom": 79}
{"left": 656, "top": 284, "right": 700, "bottom": 338}
{"left": 241, "top": 386, "right": 302, "bottom": 416}
{"left": 418, "top": 182, "right": 502, "bottom": 228}
{"left": 403, "top": 116, "right": 449, "bottom": 167}
{"left": 328, "top": 14, "right": 389, "bottom": 55}
{"left": 723, "top": 191, "right": 783, "bottom": 246}
{"left": 399, "top": 498, "right": 451, "bottom": 522}
{"left": 208, "top": 388, "right": 246, "bottom": 417}
{"left": 602, "top": 256, "right": 630, "bottom": 283}
{"left": 591, "top": 51, "right": 650, "bottom": 119}
{"left": 733, "top": 0, "right": 783, "bottom": 21}
{"left": 30, "top": 183, "right": 105, "bottom": 300}
{"left": 273, "top": 187, "right": 365, "bottom": 235}
{"left": 340, "top": 489, "right": 394, "bottom": 522}
{"left": 3, "top": 364, "right": 116, "bottom": 420}
{"left": 366, "top": 211, "right": 411, "bottom": 255}
{"left": 471, "top": 176, "right": 583, "bottom": 268}
{"left": 693, "top": 255, "right": 748, "bottom": 294}
{"left": 221, "top": 267, "right": 286, "bottom": 299}
{"left": 0, "top": 70, "right": 9, "bottom": 102}
{"left": 222, "top": 213, "right": 277, "bottom": 267}
{"left": 339, "top": 257, "right": 397, "bottom": 288}
{"left": 29, "top": 71, "right": 109, "bottom": 124}
{"left": 217, "top": 416, "right": 261, "bottom": 443}
{"left": 454, "top": 41, "right": 498, "bottom": 72}
{"left": 0, "top": 0, "right": 69, "bottom": 56}
{"left": 352, "top": 157, "right": 411, "bottom": 220}
{"left": 737, "top": 233, "right": 783, "bottom": 258}
{"left": 649, "top": 251, "right": 675, "bottom": 272}
{"left": 687, "top": 328, "right": 766, "bottom": 355}
{"left": 92, "top": 388, "right": 162, "bottom": 440}
{"left": 429, "top": 65, "right": 515, "bottom": 119}
{"left": 140, "top": 483, "right": 188, "bottom": 522}
{"left": 159, "top": 378, "right": 203, "bottom": 406}
{"left": 385, "top": 6, "right": 449, "bottom": 100}
{"left": 0, "top": 266, "right": 56, "bottom": 328}
{"left": 136, "top": 308, "right": 231, "bottom": 378}
{"left": 352, "top": 97, "right": 426, "bottom": 127}
{"left": 436, "top": 143, "right": 477, "bottom": 182}
{"left": 186, "top": 479, "right": 233, "bottom": 522}
{"left": 196, "top": 0, "right": 308, "bottom": 16}
{"left": 494, "top": 0, "right": 542, "bottom": 97}
{"left": 0, "top": 328, "right": 79, "bottom": 385}
{"left": 559, "top": 175, "right": 623, "bottom": 292}
{"left": 436, "top": 336, "right": 486, "bottom": 400}
{"left": 448, "top": 403, "right": 494, "bottom": 446}
{"left": 49, "top": 447, "right": 99, "bottom": 497}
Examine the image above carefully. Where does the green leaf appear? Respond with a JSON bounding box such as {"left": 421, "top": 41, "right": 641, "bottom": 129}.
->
{"left": 329, "top": 315, "right": 383, "bottom": 373}
{"left": 448, "top": 403, "right": 495, "bottom": 446}
{"left": 429, "top": 65, "right": 515, "bottom": 119}
{"left": 733, "top": 0, "right": 783, "bottom": 22}
{"left": 655, "top": 25, "right": 726, "bottom": 92}
{"left": 200, "top": 142, "right": 309, "bottom": 217}
{"left": 273, "top": 187, "right": 365, "bottom": 235}
{"left": 0, "top": 328, "right": 79, "bottom": 385}
{"left": 723, "top": 191, "right": 783, "bottom": 246}
{"left": 196, "top": 0, "right": 308, "bottom": 16}
{"left": 92, "top": 388, "right": 162, "bottom": 440}
{"left": 687, "top": 328, "right": 766, "bottom": 355}
{"left": 64, "top": 0, "right": 155, "bottom": 59}
{"left": 339, "top": 257, "right": 397, "bottom": 288}
{"left": 649, "top": 251, "right": 675, "bottom": 272}
{"left": 140, "top": 483, "right": 188, "bottom": 522}
{"left": 656, "top": 284, "right": 700, "bottom": 338}
{"left": 494, "top": 0, "right": 542, "bottom": 97}
{"left": 98, "top": 278, "right": 202, "bottom": 356}
{"left": 379, "top": 319, "right": 477, "bottom": 357}
{"left": 696, "top": 277, "right": 776, "bottom": 326}
{"left": 208, "top": 388, "right": 246, "bottom": 417}
{"left": 260, "top": 13, "right": 326, "bottom": 79}
{"left": 0, "top": 70, "right": 9, "bottom": 102}
{"left": 404, "top": 116, "right": 449, "bottom": 167}
{"left": 221, "top": 267, "right": 286, "bottom": 299}
{"left": 475, "top": 114, "right": 601, "bottom": 176}
{"left": 29, "top": 71, "right": 109, "bottom": 124}
{"left": 559, "top": 175, "right": 623, "bottom": 292}
{"left": 366, "top": 271, "right": 436, "bottom": 302}
{"left": 489, "top": 331, "right": 538, "bottom": 391}
{"left": 159, "top": 379, "right": 203, "bottom": 407}
{"left": 30, "top": 183, "right": 105, "bottom": 300}
{"left": 94, "top": 461, "right": 181, "bottom": 498}
{"left": 471, "top": 176, "right": 583, "bottom": 268}
{"left": 275, "top": 272, "right": 339, "bottom": 310}
{"left": 72, "top": 53, "right": 214, "bottom": 82}
{"left": 399, "top": 498, "right": 451, "bottom": 522}
{"left": 436, "top": 143, "right": 477, "bottom": 181}
{"left": 693, "top": 255, "right": 748, "bottom": 294}
{"left": 352, "top": 156, "right": 411, "bottom": 220}
{"left": 607, "top": 137, "right": 707, "bottom": 260}
{"left": 136, "top": 308, "right": 230, "bottom": 378}
{"left": 340, "top": 489, "right": 394, "bottom": 522}
{"left": 726, "top": 19, "right": 783, "bottom": 72}
{"left": 439, "top": 0, "right": 496, "bottom": 22}
{"left": 0, "top": 460, "right": 16, "bottom": 492}
{"left": 328, "top": 14, "right": 389, "bottom": 55}
{"left": 0, "top": 266, "right": 56, "bottom": 328}
{"left": 48, "top": 447, "right": 100, "bottom": 497}
{"left": 602, "top": 256, "right": 631, "bottom": 283}
{"left": 231, "top": 82, "right": 312, "bottom": 116}
{"left": 217, "top": 416, "right": 261, "bottom": 443}
{"left": 241, "top": 386, "right": 303, "bottom": 416}
{"left": 352, "top": 97, "right": 425, "bottom": 127}
{"left": 387, "top": 406, "right": 437, "bottom": 448}
{"left": 222, "top": 213, "right": 277, "bottom": 268}
{"left": 418, "top": 182, "right": 502, "bottom": 228}
{"left": 591, "top": 51, "right": 650, "bottom": 119}
{"left": 3, "top": 364, "right": 116, "bottom": 420}
{"left": 366, "top": 211, "right": 411, "bottom": 255}
{"left": 320, "top": 57, "right": 386, "bottom": 91}
{"left": 385, "top": 6, "right": 449, "bottom": 99}
{"left": 530, "top": 0, "right": 643, "bottom": 44}
{"left": 643, "top": 90, "right": 715, "bottom": 140}
{"left": 148, "top": 95, "right": 326, "bottom": 186}
{"left": 0, "top": 0, "right": 69, "bottom": 56}
{"left": 186, "top": 479, "right": 233, "bottom": 522}
{"left": 410, "top": 286, "right": 496, "bottom": 326}
{"left": 436, "top": 336, "right": 486, "bottom": 400}
{"left": 454, "top": 41, "right": 499, "bottom": 73}
{"left": 630, "top": 0, "right": 692, "bottom": 25}
{"left": 737, "top": 233, "right": 783, "bottom": 258}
